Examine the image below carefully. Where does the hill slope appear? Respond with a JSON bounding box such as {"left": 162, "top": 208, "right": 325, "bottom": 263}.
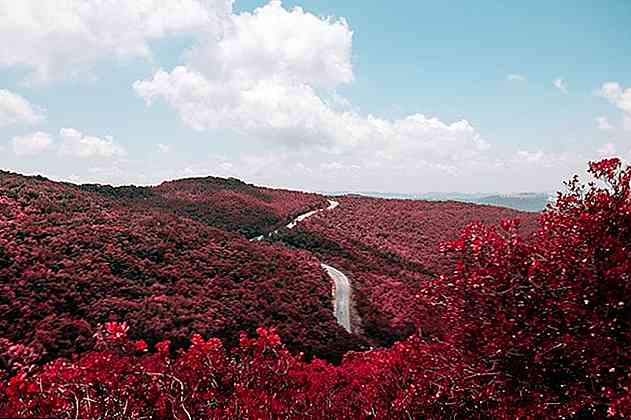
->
{"left": 278, "top": 196, "right": 539, "bottom": 345}
{"left": 80, "top": 176, "right": 327, "bottom": 238}
{"left": 0, "top": 172, "right": 360, "bottom": 364}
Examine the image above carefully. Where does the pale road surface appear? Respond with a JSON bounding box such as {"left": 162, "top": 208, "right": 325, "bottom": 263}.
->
{"left": 250, "top": 199, "right": 352, "bottom": 333}
{"left": 286, "top": 199, "right": 339, "bottom": 229}
{"left": 250, "top": 200, "right": 339, "bottom": 241}
{"left": 321, "top": 263, "right": 352, "bottom": 333}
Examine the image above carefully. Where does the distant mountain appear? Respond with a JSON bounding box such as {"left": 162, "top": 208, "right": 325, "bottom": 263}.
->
{"left": 474, "top": 193, "right": 552, "bottom": 212}
{"left": 323, "top": 191, "right": 551, "bottom": 212}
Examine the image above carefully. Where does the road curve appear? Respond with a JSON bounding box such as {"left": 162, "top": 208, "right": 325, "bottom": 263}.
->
{"left": 286, "top": 199, "right": 339, "bottom": 229}
{"left": 250, "top": 200, "right": 339, "bottom": 241}
{"left": 321, "top": 263, "right": 352, "bottom": 333}
{"left": 286, "top": 200, "right": 351, "bottom": 332}
{"left": 249, "top": 199, "right": 352, "bottom": 332}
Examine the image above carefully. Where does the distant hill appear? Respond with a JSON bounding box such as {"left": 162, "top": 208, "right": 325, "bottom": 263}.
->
{"left": 473, "top": 193, "right": 551, "bottom": 212}
{"left": 324, "top": 191, "right": 551, "bottom": 212}
{"left": 0, "top": 169, "right": 543, "bottom": 371}
{"left": 80, "top": 175, "right": 327, "bottom": 238}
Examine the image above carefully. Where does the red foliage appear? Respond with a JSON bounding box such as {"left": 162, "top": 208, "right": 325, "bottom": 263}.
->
{"left": 434, "top": 158, "right": 631, "bottom": 417}
{"left": 81, "top": 175, "right": 327, "bottom": 237}
{"left": 0, "top": 172, "right": 361, "bottom": 365}
{"left": 279, "top": 196, "right": 539, "bottom": 345}
{"left": 1, "top": 323, "right": 468, "bottom": 419}
{"left": 2, "top": 159, "right": 631, "bottom": 418}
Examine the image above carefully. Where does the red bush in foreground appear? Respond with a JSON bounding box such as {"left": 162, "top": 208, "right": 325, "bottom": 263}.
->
{"left": 0, "top": 323, "right": 468, "bottom": 419}
{"left": 435, "top": 158, "right": 631, "bottom": 417}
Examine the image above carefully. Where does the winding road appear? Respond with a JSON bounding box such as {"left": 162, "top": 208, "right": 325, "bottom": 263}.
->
{"left": 286, "top": 200, "right": 352, "bottom": 332}
{"left": 320, "top": 263, "right": 352, "bottom": 333}
{"left": 251, "top": 199, "right": 352, "bottom": 333}
{"left": 286, "top": 199, "right": 339, "bottom": 229}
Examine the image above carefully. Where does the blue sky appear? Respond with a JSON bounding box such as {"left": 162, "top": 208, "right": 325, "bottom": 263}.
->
{"left": 1, "top": 0, "right": 630, "bottom": 193}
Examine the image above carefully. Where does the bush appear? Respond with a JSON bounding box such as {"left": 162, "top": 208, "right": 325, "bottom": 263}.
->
{"left": 437, "top": 158, "right": 631, "bottom": 417}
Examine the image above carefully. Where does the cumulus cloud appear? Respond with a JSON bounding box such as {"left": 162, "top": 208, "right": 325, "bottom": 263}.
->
{"left": 157, "top": 143, "right": 171, "bottom": 153}
{"left": 554, "top": 78, "right": 568, "bottom": 94}
{"left": 599, "top": 82, "right": 631, "bottom": 130}
{"left": 516, "top": 150, "right": 545, "bottom": 163}
{"left": 59, "top": 128, "right": 126, "bottom": 158}
{"left": 599, "top": 82, "right": 631, "bottom": 113}
{"left": 11, "top": 132, "right": 53, "bottom": 156}
{"left": 134, "top": 1, "right": 488, "bottom": 173}
{"left": 0, "top": 89, "right": 45, "bottom": 126}
{"left": 185, "top": 1, "right": 353, "bottom": 89}
{"left": 598, "top": 143, "right": 617, "bottom": 157}
{"left": 136, "top": 67, "right": 487, "bottom": 164}
{"left": 0, "top": 0, "right": 232, "bottom": 84}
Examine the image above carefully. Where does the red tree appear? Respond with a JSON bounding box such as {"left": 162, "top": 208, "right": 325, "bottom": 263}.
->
{"left": 439, "top": 158, "right": 631, "bottom": 417}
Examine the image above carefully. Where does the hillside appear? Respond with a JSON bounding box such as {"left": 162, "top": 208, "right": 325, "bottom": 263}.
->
{"left": 0, "top": 171, "right": 360, "bottom": 365}
{"left": 328, "top": 191, "right": 551, "bottom": 212}
{"left": 474, "top": 193, "right": 550, "bottom": 212}
{"left": 277, "top": 196, "right": 540, "bottom": 345}
{"left": 80, "top": 176, "right": 327, "bottom": 238}
{"left": 0, "top": 170, "right": 541, "bottom": 363}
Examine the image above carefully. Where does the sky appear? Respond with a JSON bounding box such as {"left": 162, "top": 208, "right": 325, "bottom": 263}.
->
{"left": 0, "top": 0, "right": 630, "bottom": 193}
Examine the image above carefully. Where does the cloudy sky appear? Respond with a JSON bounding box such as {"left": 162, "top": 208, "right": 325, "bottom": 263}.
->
{"left": 1, "top": 0, "right": 630, "bottom": 193}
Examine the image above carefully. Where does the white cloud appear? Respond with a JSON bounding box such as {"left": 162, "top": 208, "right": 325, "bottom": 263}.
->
{"left": 553, "top": 78, "right": 568, "bottom": 94}
{"left": 0, "top": 0, "right": 232, "bottom": 84}
{"left": 599, "top": 82, "right": 631, "bottom": 131}
{"left": 0, "top": 89, "right": 45, "bottom": 126}
{"left": 135, "top": 67, "right": 487, "bottom": 164}
{"left": 507, "top": 74, "right": 525, "bottom": 82}
{"left": 11, "top": 132, "right": 53, "bottom": 156}
{"left": 596, "top": 116, "right": 613, "bottom": 130}
{"left": 134, "top": 2, "right": 487, "bottom": 173}
{"left": 516, "top": 150, "right": 545, "bottom": 163}
{"left": 185, "top": 1, "right": 353, "bottom": 89}
{"left": 59, "top": 128, "right": 126, "bottom": 158}
{"left": 0, "top": 0, "right": 495, "bottom": 191}
{"left": 320, "top": 161, "right": 345, "bottom": 171}
{"left": 599, "top": 82, "right": 631, "bottom": 114}
{"left": 512, "top": 150, "right": 569, "bottom": 168}
{"left": 132, "top": 1, "right": 354, "bottom": 147}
